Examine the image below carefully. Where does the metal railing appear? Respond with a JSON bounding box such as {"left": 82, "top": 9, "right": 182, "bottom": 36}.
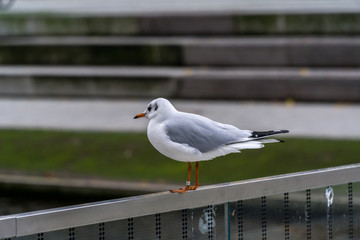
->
{"left": 1, "top": 163, "right": 360, "bottom": 239}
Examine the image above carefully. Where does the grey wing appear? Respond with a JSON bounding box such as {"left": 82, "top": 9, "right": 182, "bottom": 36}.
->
{"left": 164, "top": 113, "right": 251, "bottom": 153}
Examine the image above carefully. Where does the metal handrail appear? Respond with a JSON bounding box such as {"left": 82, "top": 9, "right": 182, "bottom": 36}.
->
{"left": 1, "top": 163, "right": 360, "bottom": 239}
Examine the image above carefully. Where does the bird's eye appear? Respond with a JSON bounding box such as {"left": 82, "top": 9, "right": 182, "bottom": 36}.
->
{"left": 148, "top": 106, "right": 152, "bottom": 111}
{"left": 155, "top": 103, "right": 158, "bottom": 111}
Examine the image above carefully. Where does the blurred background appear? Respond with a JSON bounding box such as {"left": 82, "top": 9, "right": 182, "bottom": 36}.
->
{"left": 0, "top": 0, "right": 359, "bottom": 214}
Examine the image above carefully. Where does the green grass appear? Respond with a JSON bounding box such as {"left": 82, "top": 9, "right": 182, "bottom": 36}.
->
{"left": 0, "top": 129, "right": 359, "bottom": 185}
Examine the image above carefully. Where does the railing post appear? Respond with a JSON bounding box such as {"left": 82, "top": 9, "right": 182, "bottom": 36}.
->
{"left": 224, "top": 202, "right": 231, "bottom": 240}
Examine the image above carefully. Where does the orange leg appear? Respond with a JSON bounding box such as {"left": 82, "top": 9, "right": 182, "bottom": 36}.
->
{"left": 187, "top": 161, "right": 192, "bottom": 184}
{"left": 170, "top": 162, "right": 199, "bottom": 193}
{"left": 195, "top": 161, "right": 199, "bottom": 187}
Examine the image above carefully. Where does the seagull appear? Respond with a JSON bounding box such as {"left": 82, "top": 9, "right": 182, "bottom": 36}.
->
{"left": 134, "top": 98, "right": 289, "bottom": 193}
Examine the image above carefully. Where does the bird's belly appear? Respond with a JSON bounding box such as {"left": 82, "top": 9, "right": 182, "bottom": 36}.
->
{"left": 147, "top": 122, "right": 202, "bottom": 162}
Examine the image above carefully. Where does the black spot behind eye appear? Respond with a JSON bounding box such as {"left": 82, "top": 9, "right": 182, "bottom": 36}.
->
{"left": 148, "top": 106, "right": 152, "bottom": 111}
{"left": 155, "top": 103, "right": 158, "bottom": 111}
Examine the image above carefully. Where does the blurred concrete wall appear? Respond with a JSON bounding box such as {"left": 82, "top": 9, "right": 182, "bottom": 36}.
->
{"left": 0, "top": 4, "right": 360, "bottom": 102}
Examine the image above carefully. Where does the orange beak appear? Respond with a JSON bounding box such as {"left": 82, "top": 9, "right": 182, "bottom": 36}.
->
{"left": 134, "top": 112, "right": 146, "bottom": 119}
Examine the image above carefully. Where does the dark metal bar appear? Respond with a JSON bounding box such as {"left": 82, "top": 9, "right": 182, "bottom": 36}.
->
{"left": 348, "top": 183, "right": 354, "bottom": 240}
{"left": 237, "top": 200, "right": 243, "bottom": 240}
{"left": 68, "top": 227, "right": 75, "bottom": 240}
{"left": 207, "top": 205, "right": 214, "bottom": 240}
{"left": 306, "top": 189, "right": 312, "bottom": 240}
{"left": 127, "top": 218, "right": 134, "bottom": 240}
{"left": 99, "top": 223, "right": 105, "bottom": 240}
{"left": 155, "top": 214, "right": 161, "bottom": 239}
{"left": 181, "top": 209, "right": 188, "bottom": 240}
{"left": 261, "top": 196, "right": 267, "bottom": 240}
{"left": 284, "top": 193, "right": 290, "bottom": 240}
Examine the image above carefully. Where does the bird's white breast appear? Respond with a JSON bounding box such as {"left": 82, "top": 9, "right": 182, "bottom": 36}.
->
{"left": 147, "top": 119, "right": 203, "bottom": 162}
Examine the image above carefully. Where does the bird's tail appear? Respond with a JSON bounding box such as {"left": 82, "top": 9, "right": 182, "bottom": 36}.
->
{"left": 226, "top": 129, "right": 289, "bottom": 151}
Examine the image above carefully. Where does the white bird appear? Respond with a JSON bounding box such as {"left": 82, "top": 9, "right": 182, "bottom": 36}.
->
{"left": 134, "top": 98, "right": 289, "bottom": 193}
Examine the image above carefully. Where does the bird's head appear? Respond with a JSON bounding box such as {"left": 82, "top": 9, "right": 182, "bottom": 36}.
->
{"left": 134, "top": 98, "right": 176, "bottom": 121}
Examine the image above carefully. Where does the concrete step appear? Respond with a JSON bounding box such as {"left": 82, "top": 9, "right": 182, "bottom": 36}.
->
{"left": 1, "top": 12, "right": 360, "bottom": 36}
{"left": 0, "top": 66, "right": 359, "bottom": 102}
{"left": 1, "top": 36, "right": 360, "bottom": 67}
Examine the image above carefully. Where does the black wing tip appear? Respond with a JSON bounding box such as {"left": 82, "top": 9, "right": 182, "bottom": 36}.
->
{"left": 251, "top": 129, "right": 289, "bottom": 138}
{"left": 273, "top": 130, "right": 289, "bottom": 134}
